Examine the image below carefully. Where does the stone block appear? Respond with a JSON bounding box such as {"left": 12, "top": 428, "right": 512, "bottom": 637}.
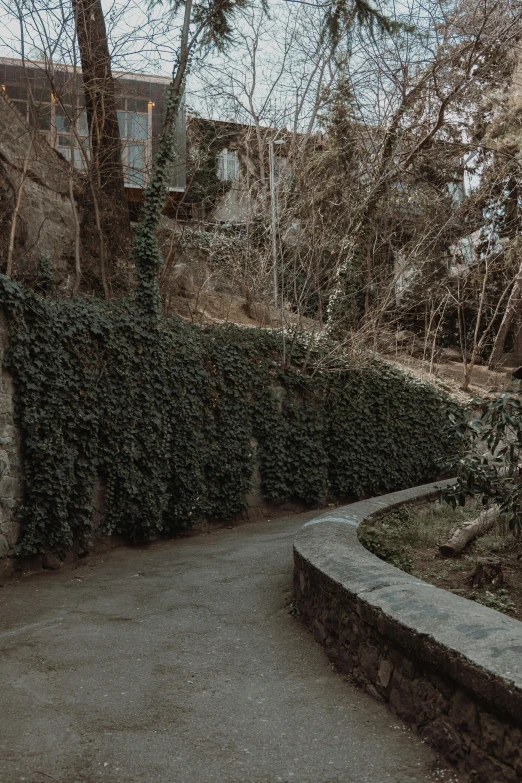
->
{"left": 336, "top": 646, "right": 355, "bottom": 673}
{"left": 422, "top": 717, "right": 467, "bottom": 764}
{"left": 359, "top": 642, "right": 380, "bottom": 682}
{"left": 411, "top": 678, "right": 448, "bottom": 725}
{"left": 450, "top": 689, "right": 480, "bottom": 739}
{"left": 0, "top": 375, "right": 14, "bottom": 396}
{"left": 503, "top": 725, "right": 522, "bottom": 767}
{"left": 339, "top": 616, "right": 360, "bottom": 644}
{"left": 0, "top": 496, "right": 19, "bottom": 514}
{"left": 0, "top": 449, "right": 9, "bottom": 479}
{"left": 480, "top": 712, "right": 506, "bottom": 759}
{"left": 427, "top": 669, "right": 454, "bottom": 701}
{"left": 1, "top": 425, "right": 19, "bottom": 443}
{"left": 0, "top": 394, "right": 13, "bottom": 415}
{"left": 5, "top": 446, "right": 21, "bottom": 464}
{"left": 1, "top": 519, "right": 21, "bottom": 546}
{"left": 388, "top": 648, "right": 416, "bottom": 679}
{"left": 467, "top": 743, "right": 519, "bottom": 783}
{"left": 0, "top": 476, "right": 21, "bottom": 499}
{"left": 389, "top": 670, "right": 419, "bottom": 726}
{"left": 377, "top": 658, "right": 394, "bottom": 690}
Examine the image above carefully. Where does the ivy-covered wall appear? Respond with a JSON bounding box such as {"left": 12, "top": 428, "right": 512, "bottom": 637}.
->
{"left": 0, "top": 275, "right": 461, "bottom": 560}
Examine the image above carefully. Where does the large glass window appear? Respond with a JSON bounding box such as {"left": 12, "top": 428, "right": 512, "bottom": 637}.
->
{"left": 2, "top": 79, "right": 152, "bottom": 185}
{"left": 54, "top": 104, "right": 90, "bottom": 170}
{"left": 117, "top": 98, "right": 150, "bottom": 187}
{"left": 126, "top": 144, "right": 146, "bottom": 186}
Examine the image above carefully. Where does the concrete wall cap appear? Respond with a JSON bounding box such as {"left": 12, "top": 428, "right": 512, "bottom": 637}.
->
{"left": 294, "top": 479, "right": 522, "bottom": 724}
{"left": 303, "top": 516, "right": 359, "bottom": 528}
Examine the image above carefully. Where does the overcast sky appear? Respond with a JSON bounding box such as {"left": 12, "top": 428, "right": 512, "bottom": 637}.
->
{"left": 0, "top": 0, "right": 442, "bottom": 128}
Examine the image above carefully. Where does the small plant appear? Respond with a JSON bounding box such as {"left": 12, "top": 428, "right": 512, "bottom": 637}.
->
{"left": 359, "top": 510, "right": 414, "bottom": 572}
{"left": 471, "top": 589, "right": 517, "bottom": 615}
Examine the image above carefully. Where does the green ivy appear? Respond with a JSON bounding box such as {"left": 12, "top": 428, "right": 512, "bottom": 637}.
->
{"left": 0, "top": 275, "right": 462, "bottom": 557}
{"left": 185, "top": 117, "right": 234, "bottom": 215}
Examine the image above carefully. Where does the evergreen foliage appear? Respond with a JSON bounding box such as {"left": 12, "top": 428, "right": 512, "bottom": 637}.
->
{"left": 445, "top": 388, "right": 522, "bottom": 532}
{"left": 0, "top": 275, "right": 461, "bottom": 557}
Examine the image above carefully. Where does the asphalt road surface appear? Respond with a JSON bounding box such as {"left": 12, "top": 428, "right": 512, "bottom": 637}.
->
{"left": 0, "top": 511, "right": 463, "bottom": 783}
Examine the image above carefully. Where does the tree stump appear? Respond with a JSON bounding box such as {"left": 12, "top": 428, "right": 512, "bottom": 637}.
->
{"left": 470, "top": 557, "right": 504, "bottom": 589}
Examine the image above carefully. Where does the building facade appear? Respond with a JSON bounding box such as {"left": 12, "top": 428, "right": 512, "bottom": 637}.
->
{"left": 0, "top": 57, "right": 186, "bottom": 202}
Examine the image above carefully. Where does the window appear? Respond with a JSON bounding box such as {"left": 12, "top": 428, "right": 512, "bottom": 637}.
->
{"left": 2, "top": 83, "right": 28, "bottom": 120}
{"left": 2, "top": 79, "right": 153, "bottom": 185}
{"left": 117, "top": 98, "right": 151, "bottom": 187}
{"left": 54, "top": 105, "right": 90, "bottom": 170}
{"left": 126, "top": 144, "right": 146, "bottom": 186}
{"left": 217, "top": 148, "right": 239, "bottom": 182}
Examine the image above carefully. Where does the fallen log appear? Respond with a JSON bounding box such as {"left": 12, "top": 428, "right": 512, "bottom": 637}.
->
{"left": 439, "top": 505, "right": 500, "bottom": 557}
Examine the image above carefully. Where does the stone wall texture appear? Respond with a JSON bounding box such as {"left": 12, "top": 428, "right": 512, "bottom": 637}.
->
{"left": 293, "top": 482, "right": 522, "bottom": 783}
{"left": 0, "top": 91, "right": 76, "bottom": 279}
{"left": 0, "top": 311, "right": 22, "bottom": 577}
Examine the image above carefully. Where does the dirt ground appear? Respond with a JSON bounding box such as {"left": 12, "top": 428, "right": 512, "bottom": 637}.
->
{"left": 389, "top": 354, "right": 516, "bottom": 400}
{"left": 166, "top": 290, "right": 319, "bottom": 331}
{"left": 359, "top": 502, "right": 522, "bottom": 618}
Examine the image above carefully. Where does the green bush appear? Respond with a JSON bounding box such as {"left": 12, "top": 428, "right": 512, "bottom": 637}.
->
{"left": 0, "top": 275, "right": 462, "bottom": 556}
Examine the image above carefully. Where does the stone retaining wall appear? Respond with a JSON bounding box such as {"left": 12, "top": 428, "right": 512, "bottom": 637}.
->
{"left": 293, "top": 482, "right": 522, "bottom": 783}
{"left": 0, "top": 312, "right": 22, "bottom": 578}
{"left": 0, "top": 92, "right": 76, "bottom": 280}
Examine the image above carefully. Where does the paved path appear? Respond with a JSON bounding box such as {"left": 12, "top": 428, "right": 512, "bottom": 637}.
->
{"left": 0, "top": 512, "right": 462, "bottom": 783}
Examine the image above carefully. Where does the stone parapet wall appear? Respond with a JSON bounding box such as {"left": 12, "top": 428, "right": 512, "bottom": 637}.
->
{"left": 293, "top": 482, "right": 522, "bottom": 783}
{"left": 0, "top": 312, "right": 22, "bottom": 577}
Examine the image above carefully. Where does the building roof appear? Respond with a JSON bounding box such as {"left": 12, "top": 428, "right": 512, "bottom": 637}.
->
{"left": 0, "top": 55, "right": 173, "bottom": 85}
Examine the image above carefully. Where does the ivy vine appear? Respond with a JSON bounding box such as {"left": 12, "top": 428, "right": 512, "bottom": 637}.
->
{"left": 0, "top": 275, "right": 462, "bottom": 557}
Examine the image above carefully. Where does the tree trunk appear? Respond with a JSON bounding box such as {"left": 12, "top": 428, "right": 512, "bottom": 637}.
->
{"left": 133, "top": 0, "right": 192, "bottom": 315}
{"left": 488, "top": 260, "right": 522, "bottom": 368}
{"left": 513, "top": 313, "right": 522, "bottom": 365}
{"left": 439, "top": 505, "right": 500, "bottom": 557}
{"left": 72, "top": 0, "right": 131, "bottom": 291}
{"left": 470, "top": 557, "right": 504, "bottom": 588}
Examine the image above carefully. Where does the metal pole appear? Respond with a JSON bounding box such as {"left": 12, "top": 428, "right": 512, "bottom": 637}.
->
{"left": 269, "top": 141, "right": 278, "bottom": 308}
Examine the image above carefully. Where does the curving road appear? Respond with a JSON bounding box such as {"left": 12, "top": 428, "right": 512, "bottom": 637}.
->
{"left": 0, "top": 511, "right": 463, "bottom": 783}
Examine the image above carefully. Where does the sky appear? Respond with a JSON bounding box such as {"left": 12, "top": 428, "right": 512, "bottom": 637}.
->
{"left": 0, "top": 0, "right": 445, "bottom": 127}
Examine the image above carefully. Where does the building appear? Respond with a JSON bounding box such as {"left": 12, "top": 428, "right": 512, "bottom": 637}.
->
{"left": 182, "top": 116, "right": 295, "bottom": 226}
{"left": 0, "top": 58, "right": 298, "bottom": 228}
{"left": 0, "top": 56, "right": 186, "bottom": 215}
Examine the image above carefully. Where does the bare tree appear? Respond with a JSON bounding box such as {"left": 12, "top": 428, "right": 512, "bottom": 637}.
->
{"left": 71, "top": 0, "right": 131, "bottom": 295}
{"left": 323, "top": 0, "right": 522, "bottom": 347}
